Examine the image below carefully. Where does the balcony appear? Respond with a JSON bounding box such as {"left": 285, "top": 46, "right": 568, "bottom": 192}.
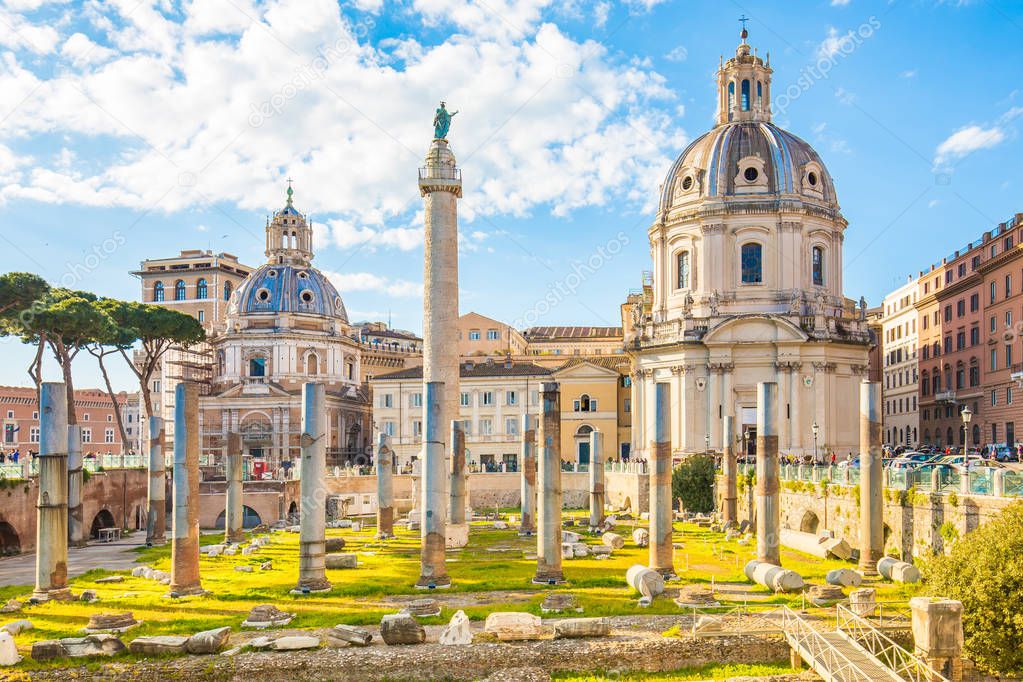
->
{"left": 935, "top": 390, "right": 957, "bottom": 403}
{"left": 1012, "top": 363, "right": 1023, "bottom": 383}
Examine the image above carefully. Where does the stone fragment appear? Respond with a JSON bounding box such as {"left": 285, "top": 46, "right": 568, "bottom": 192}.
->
{"left": 0, "top": 600, "right": 22, "bottom": 614}
{"left": 439, "top": 610, "right": 472, "bottom": 645}
{"left": 484, "top": 612, "right": 544, "bottom": 641}
{"left": 325, "top": 553, "right": 358, "bottom": 569}
{"left": 234, "top": 565, "right": 253, "bottom": 573}
{"left": 560, "top": 543, "right": 574, "bottom": 560}
{"left": 79, "top": 590, "right": 98, "bottom": 603}
{"left": 259, "top": 561, "right": 273, "bottom": 571}
{"left": 2, "top": 620, "right": 33, "bottom": 636}
{"left": 205, "top": 544, "right": 225, "bottom": 557}
{"left": 601, "top": 532, "right": 625, "bottom": 550}
{"left": 446, "top": 523, "right": 469, "bottom": 549}
{"left": 632, "top": 528, "right": 649, "bottom": 547}
{"left": 808, "top": 584, "right": 846, "bottom": 606}
{"left": 877, "top": 557, "right": 921, "bottom": 584}
{"left": 849, "top": 588, "right": 877, "bottom": 617}
{"left": 221, "top": 646, "right": 241, "bottom": 657}
{"left": 241, "top": 547, "right": 256, "bottom": 556}
{"left": 553, "top": 617, "right": 609, "bottom": 639}
{"left": 128, "top": 635, "right": 189, "bottom": 655}
{"left": 493, "top": 521, "right": 508, "bottom": 530}
{"left": 403, "top": 599, "right": 441, "bottom": 617}
{"left": 246, "top": 636, "right": 273, "bottom": 650}
{"left": 326, "top": 624, "right": 372, "bottom": 647}
{"left": 482, "top": 667, "right": 551, "bottom": 682}
{"left": 738, "top": 520, "right": 751, "bottom": 533}
{"left": 152, "top": 570, "right": 170, "bottom": 581}
{"left": 32, "top": 634, "right": 126, "bottom": 661}
{"left": 336, "top": 520, "right": 353, "bottom": 528}
{"left": 223, "top": 547, "right": 238, "bottom": 556}
{"left": 380, "top": 613, "right": 425, "bottom": 645}
{"left": 186, "top": 626, "right": 232, "bottom": 654}
{"left": 561, "top": 531, "right": 582, "bottom": 544}
{"left": 589, "top": 544, "right": 612, "bottom": 557}
{"left": 540, "top": 592, "right": 578, "bottom": 613}
{"left": 95, "top": 576, "right": 123, "bottom": 584}
{"left": 0, "top": 631, "right": 20, "bottom": 666}
{"left": 270, "top": 635, "right": 320, "bottom": 651}
{"left": 744, "top": 560, "right": 804, "bottom": 593}
{"left": 675, "top": 584, "right": 719, "bottom": 607}
{"left": 626, "top": 565, "right": 664, "bottom": 606}
{"left": 571, "top": 543, "right": 589, "bottom": 557}
{"left": 242, "top": 604, "right": 294, "bottom": 629}
{"left": 352, "top": 522, "right": 362, "bottom": 532}
{"left": 130, "top": 567, "right": 147, "bottom": 578}
{"left": 826, "top": 568, "right": 863, "bottom": 588}
{"left": 84, "top": 612, "right": 139, "bottom": 633}
{"left": 324, "top": 537, "right": 346, "bottom": 552}
{"left": 822, "top": 537, "right": 853, "bottom": 561}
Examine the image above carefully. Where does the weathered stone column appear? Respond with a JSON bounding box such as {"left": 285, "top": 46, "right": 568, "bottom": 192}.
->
{"left": 295, "top": 382, "right": 330, "bottom": 593}
{"left": 519, "top": 413, "right": 537, "bottom": 536}
{"left": 859, "top": 381, "right": 883, "bottom": 575}
{"left": 67, "top": 425, "right": 85, "bottom": 548}
{"left": 649, "top": 382, "right": 675, "bottom": 578}
{"left": 417, "top": 381, "right": 450, "bottom": 588}
{"left": 534, "top": 382, "right": 563, "bottom": 584}
{"left": 449, "top": 420, "right": 466, "bottom": 525}
{"left": 722, "top": 414, "right": 737, "bottom": 524}
{"left": 146, "top": 416, "right": 166, "bottom": 545}
{"left": 376, "top": 433, "right": 394, "bottom": 539}
{"left": 224, "top": 431, "right": 243, "bottom": 544}
{"left": 756, "top": 382, "right": 780, "bottom": 566}
{"left": 170, "top": 382, "right": 203, "bottom": 596}
{"left": 911, "top": 597, "right": 964, "bottom": 682}
{"left": 588, "top": 429, "right": 605, "bottom": 528}
{"left": 34, "top": 382, "right": 70, "bottom": 601}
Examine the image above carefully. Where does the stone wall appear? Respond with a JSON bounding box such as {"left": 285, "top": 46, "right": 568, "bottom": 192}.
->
{"left": 724, "top": 476, "right": 1016, "bottom": 560}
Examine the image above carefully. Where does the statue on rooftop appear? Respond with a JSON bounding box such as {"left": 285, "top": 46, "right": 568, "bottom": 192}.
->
{"left": 433, "top": 101, "right": 458, "bottom": 140}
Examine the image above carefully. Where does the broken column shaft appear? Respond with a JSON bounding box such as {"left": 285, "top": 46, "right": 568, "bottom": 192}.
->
{"left": 225, "top": 431, "right": 243, "bottom": 544}
{"left": 417, "top": 381, "right": 450, "bottom": 588}
{"left": 170, "top": 382, "right": 203, "bottom": 596}
{"left": 449, "top": 420, "right": 466, "bottom": 525}
{"left": 519, "top": 413, "right": 537, "bottom": 536}
{"left": 34, "top": 382, "right": 70, "bottom": 601}
{"left": 755, "top": 381, "right": 780, "bottom": 566}
{"left": 722, "top": 414, "right": 737, "bottom": 524}
{"left": 534, "top": 382, "right": 564, "bottom": 584}
{"left": 296, "top": 382, "right": 330, "bottom": 593}
{"left": 67, "top": 425, "right": 85, "bottom": 548}
{"left": 649, "top": 382, "right": 674, "bottom": 577}
{"left": 146, "top": 416, "right": 166, "bottom": 545}
{"left": 376, "top": 433, "right": 394, "bottom": 539}
{"left": 588, "top": 429, "right": 605, "bottom": 528}
{"left": 859, "top": 381, "right": 883, "bottom": 576}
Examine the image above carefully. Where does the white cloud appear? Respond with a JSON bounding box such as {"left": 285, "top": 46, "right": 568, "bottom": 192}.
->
{"left": 593, "top": 1, "right": 610, "bottom": 28}
{"left": 325, "top": 271, "right": 423, "bottom": 298}
{"left": 835, "top": 87, "right": 856, "bottom": 105}
{"left": 61, "top": 33, "right": 116, "bottom": 67}
{"left": 900, "top": 69, "right": 917, "bottom": 79}
{"left": 0, "top": 8, "right": 60, "bottom": 54}
{"left": 934, "top": 124, "right": 1006, "bottom": 167}
{"left": 664, "top": 45, "right": 687, "bottom": 62}
{"left": 816, "top": 27, "right": 854, "bottom": 61}
{"left": 830, "top": 0, "right": 851, "bottom": 5}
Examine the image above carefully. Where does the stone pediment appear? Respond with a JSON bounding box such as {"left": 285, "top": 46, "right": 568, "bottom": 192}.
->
{"left": 702, "top": 314, "right": 808, "bottom": 346}
{"left": 552, "top": 360, "right": 621, "bottom": 379}
{"left": 213, "top": 380, "right": 292, "bottom": 399}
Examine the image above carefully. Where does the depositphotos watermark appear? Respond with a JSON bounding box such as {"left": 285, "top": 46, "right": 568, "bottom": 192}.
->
{"left": 514, "top": 231, "right": 630, "bottom": 328}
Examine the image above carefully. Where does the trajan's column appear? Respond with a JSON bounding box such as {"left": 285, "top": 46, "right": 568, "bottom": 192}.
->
{"left": 417, "top": 102, "right": 461, "bottom": 588}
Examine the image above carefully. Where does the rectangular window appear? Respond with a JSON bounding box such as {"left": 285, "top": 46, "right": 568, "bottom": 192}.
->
{"left": 506, "top": 391, "right": 517, "bottom": 406}
{"left": 461, "top": 419, "right": 471, "bottom": 435}
{"left": 958, "top": 263, "right": 966, "bottom": 277}
{"left": 4, "top": 410, "right": 11, "bottom": 419}
{"left": 1008, "top": 275, "right": 1014, "bottom": 299}
{"left": 970, "top": 366, "right": 980, "bottom": 386}
{"left": 944, "top": 336, "right": 952, "bottom": 354}
{"left": 957, "top": 300, "right": 965, "bottom": 317}
{"left": 505, "top": 417, "right": 519, "bottom": 435}
{"left": 944, "top": 305, "right": 952, "bottom": 323}
{"left": 957, "top": 332, "right": 965, "bottom": 350}
{"left": 104, "top": 428, "right": 115, "bottom": 444}
{"left": 412, "top": 420, "right": 422, "bottom": 437}
{"left": 460, "top": 392, "right": 470, "bottom": 407}
{"left": 382, "top": 393, "right": 393, "bottom": 408}
{"left": 991, "top": 281, "right": 997, "bottom": 304}
{"left": 29, "top": 426, "right": 39, "bottom": 443}
{"left": 469, "top": 330, "right": 480, "bottom": 341}
{"left": 1009, "top": 388, "right": 1014, "bottom": 405}
{"left": 81, "top": 428, "right": 92, "bottom": 443}
{"left": 624, "top": 398, "right": 631, "bottom": 413}
{"left": 482, "top": 391, "right": 494, "bottom": 406}
{"left": 1007, "top": 344, "right": 1014, "bottom": 369}
{"left": 971, "top": 327, "right": 980, "bottom": 346}
{"left": 487, "top": 329, "right": 499, "bottom": 340}
{"left": 970, "top": 293, "right": 979, "bottom": 312}
{"left": 1007, "top": 311, "right": 1014, "bottom": 328}
{"left": 410, "top": 392, "right": 423, "bottom": 408}
{"left": 922, "top": 316, "right": 928, "bottom": 331}
{"left": 382, "top": 421, "right": 395, "bottom": 436}
{"left": 991, "top": 316, "right": 997, "bottom": 333}
{"left": 992, "top": 389, "right": 998, "bottom": 407}
{"left": 991, "top": 348, "right": 998, "bottom": 372}
{"left": 945, "top": 270, "right": 953, "bottom": 284}
{"left": 479, "top": 419, "right": 493, "bottom": 435}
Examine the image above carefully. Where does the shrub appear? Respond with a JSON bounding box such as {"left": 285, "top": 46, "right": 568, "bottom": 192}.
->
{"left": 672, "top": 454, "right": 716, "bottom": 514}
{"left": 924, "top": 502, "right": 1023, "bottom": 675}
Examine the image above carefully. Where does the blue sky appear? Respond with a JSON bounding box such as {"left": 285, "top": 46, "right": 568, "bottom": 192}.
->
{"left": 1, "top": 0, "right": 1021, "bottom": 392}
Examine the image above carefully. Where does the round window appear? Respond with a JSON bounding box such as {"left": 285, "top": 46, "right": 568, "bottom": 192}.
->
{"left": 297, "top": 271, "right": 309, "bottom": 279}
{"left": 267, "top": 270, "right": 278, "bottom": 278}
{"left": 743, "top": 167, "right": 759, "bottom": 182}
{"left": 807, "top": 171, "right": 818, "bottom": 187}
{"left": 300, "top": 291, "right": 314, "bottom": 303}
{"left": 256, "top": 288, "right": 270, "bottom": 302}
{"left": 681, "top": 176, "right": 693, "bottom": 191}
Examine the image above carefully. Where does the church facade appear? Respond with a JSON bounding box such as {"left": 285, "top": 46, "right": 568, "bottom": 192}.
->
{"left": 626, "top": 30, "right": 872, "bottom": 460}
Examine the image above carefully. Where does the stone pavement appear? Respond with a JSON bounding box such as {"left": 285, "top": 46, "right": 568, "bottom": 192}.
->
{"left": 0, "top": 536, "right": 145, "bottom": 587}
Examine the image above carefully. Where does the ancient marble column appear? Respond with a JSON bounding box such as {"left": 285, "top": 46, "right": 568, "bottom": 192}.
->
{"left": 534, "top": 382, "right": 563, "bottom": 584}
{"left": 722, "top": 414, "right": 737, "bottom": 524}
{"left": 588, "top": 429, "right": 605, "bottom": 528}
{"left": 170, "top": 382, "right": 203, "bottom": 596}
{"left": 519, "top": 413, "right": 537, "bottom": 536}
{"left": 449, "top": 420, "right": 466, "bottom": 525}
{"left": 859, "top": 381, "right": 883, "bottom": 575}
{"left": 417, "top": 381, "right": 450, "bottom": 588}
{"left": 224, "top": 431, "right": 243, "bottom": 544}
{"left": 67, "top": 425, "right": 85, "bottom": 548}
{"left": 146, "top": 416, "right": 166, "bottom": 545}
{"left": 376, "top": 433, "right": 394, "bottom": 539}
{"left": 34, "top": 382, "right": 70, "bottom": 601}
{"left": 756, "top": 382, "right": 781, "bottom": 566}
{"left": 295, "top": 382, "right": 330, "bottom": 593}
{"left": 649, "top": 382, "right": 675, "bottom": 578}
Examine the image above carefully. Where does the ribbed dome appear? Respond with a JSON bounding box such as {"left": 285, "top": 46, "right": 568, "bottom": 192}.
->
{"left": 659, "top": 121, "right": 837, "bottom": 212}
{"left": 229, "top": 264, "right": 348, "bottom": 322}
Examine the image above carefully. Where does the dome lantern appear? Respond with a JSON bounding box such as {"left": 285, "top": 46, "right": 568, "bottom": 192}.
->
{"left": 265, "top": 180, "right": 314, "bottom": 267}
{"left": 716, "top": 24, "right": 773, "bottom": 125}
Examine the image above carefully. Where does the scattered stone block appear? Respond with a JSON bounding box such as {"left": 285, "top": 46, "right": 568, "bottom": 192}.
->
{"left": 561, "top": 531, "right": 582, "bottom": 544}
{"left": 84, "top": 612, "right": 139, "bottom": 633}
{"left": 632, "top": 528, "right": 649, "bottom": 547}
{"left": 589, "top": 545, "right": 612, "bottom": 557}
{"left": 826, "top": 568, "right": 863, "bottom": 588}
{"left": 439, "top": 610, "right": 472, "bottom": 645}
{"left": 186, "top": 626, "right": 231, "bottom": 654}
{"left": 223, "top": 547, "right": 238, "bottom": 556}
{"left": 540, "top": 592, "right": 578, "bottom": 613}
{"left": 270, "top": 635, "right": 320, "bottom": 651}
{"left": 0, "top": 600, "right": 22, "bottom": 614}
{"left": 259, "top": 561, "right": 273, "bottom": 571}
{"left": 95, "top": 576, "right": 123, "bottom": 584}
{"left": 241, "top": 546, "right": 256, "bottom": 556}
{"left": 324, "top": 537, "right": 346, "bottom": 552}
{"left": 808, "top": 584, "right": 845, "bottom": 606}
{"left": 822, "top": 537, "right": 852, "bottom": 561}
{"left": 561, "top": 543, "right": 574, "bottom": 560}
{"left": 0, "top": 631, "right": 20, "bottom": 666}
{"left": 849, "top": 588, "right": 877, "bottom": 617}
{"left": 380, "top": 613, "right": 425, "bottom": 645}
{"left": 325, "top": 553, "right": 358, "bottom": 569}
{"left": 553, "top": 617, "right": 609, "bottom": 639}
{"left": 130, "top": 567, "right": 147, "bottom": 578}
{"left": 336, "top": 520, "right": 353, "bottom": 528}
{"left": 326, "top": 624, "right": 372, "bottom": 647}
{"left": 79, "top": 590, "right": 98, "bottom": 603}
{"left": 675, "top": 584, "right": 719, "bottom": 607}
{"left": 242, "top": 604, "right": 294, "bottom": 629}
{"left": 744, "top": 560, "right": 804, "bottom": 593}
{"left": 625, "top": 565, "right": 664, "bottom": 605}
{"left": 738, "top": 520, "right": 751, "bottom": 533}
{"left": 402, "top": 598, "right": 441, "bottom": 618}
{"left": 205, "top": 545, "right": 226, "bottom": 557}
{"left": 32, "top": 634, "right": 126, "bottom": 661}
{"left": 571, "top": 543, "right": 589, "bottom": 557}
{"left": 129, "top": 635, "right": 189, "bottom": 655}
{"left": 877, "top": 557, "right": 921, "bottom": 584}
{"left": 2, "top": 620, "right": 33, "bottom": 636}
{"left": 246, "top": 636, "right": 273, "bottom": 650}
{"left": 446, "top": 523, "right": 469, "bottom": 549}
{"left": 484, "top": 612, "right": 545, "bottom": 641}
{"left": 493, "top": 521, "right": 508, "bottom": 530}
{"left": 601, "top": 532, "right": 625, "bottom": 550}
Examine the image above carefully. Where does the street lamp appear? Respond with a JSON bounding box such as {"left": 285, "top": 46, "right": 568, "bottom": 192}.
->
{"left": 812, "top": 421, "right": 820, "bottom": 464}
{"left": 961, "top": 405, "right": 972, "bottom": 450}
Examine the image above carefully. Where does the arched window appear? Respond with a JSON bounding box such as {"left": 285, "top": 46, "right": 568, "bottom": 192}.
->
{"left": 174, "top": 280, "right": 186, "bottom": 301}
{"left": 972, "top": 424, "right": 981, "bottom": 445}
{"left": 196, "top": 278, "right": 208, "bottom": 299}
{"left": 921, "top": 371, "right": 929, "bottom": 396}
{"left": 727, "top": 82, "right": 735, "bottom": 121}
{"left": 923, "top": 429, "right": 930, "bottom": 444}
{"left": 677, "top": 251, "right": 690, "bottom": 289}
{"left": 153, "top": 281, "right": 165, "bottom": 302}
{"left": 946, "top": 427, "right": 954, "bottom": 445}
{"left": 249, "top": 358, "right": 266, "bottom": 377}
{"left": 740, "top": 243, "right": 763, "bottom": 284}
{"left": 306, "top": 353, "right": 318, "bottom": 375}
{"left": 757, "top": 81, "right": 762, "bottom": 103}
{"left": 740, "top": 79, "right": 750, "bottom": 111}
{"left": 224, "top": 281, "right": 232, "bottom": 301}
{"left": 812, "top": 246, "right": 824, "bottom": 286}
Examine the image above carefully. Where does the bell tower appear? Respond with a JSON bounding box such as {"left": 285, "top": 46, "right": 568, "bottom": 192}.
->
{"left": 265, "top": 181, "right": 314, "bottom": 266}
{"left": 716, "top": 21, "right": 773, "bottom": 125}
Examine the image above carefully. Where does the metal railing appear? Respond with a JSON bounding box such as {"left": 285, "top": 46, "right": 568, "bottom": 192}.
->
{"left": 836, "top": 604, "right": 950, "bottom": 682}
{"left": 777, "top": 605, "right": 889, "bottom": 682}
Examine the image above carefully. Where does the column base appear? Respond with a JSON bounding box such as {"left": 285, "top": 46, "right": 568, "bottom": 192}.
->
{"left": 532, "top": 573, "right": 565, "bottom": 585}
{"left": 653, "top": 569, "right": 678, "bottom": 581}
{"left": 69, "top": 540, "right": 89, "bottom": 549}
{"left": 226, "top": 532, "right": 245, "bottom": 544}
{"left": 517, "top": 528, "right": 535, "bottom": 537}
{"left": 415, "top": 575, "right": 452, "bottom": 589}
{"left": 290, "top": 580, "right": 332, "bottom": 595}
{"left": 146, "top": 536, "right": 167, "bottom": 547}
{"left": 375, "top": 532, "right": 394, "bottom": 540}
{"left": 166, "top": 584, "right": 206, "bottom": 598}
{"left": 31, "top": 587, "right": 74, "bottom": 602}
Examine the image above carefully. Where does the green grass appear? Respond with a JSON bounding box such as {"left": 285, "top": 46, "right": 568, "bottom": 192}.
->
{"left": 552, "top": 662, "right": 798, "bottom": 680}
{"left": 1, "top": 509, "right": 922, "bottom": 671}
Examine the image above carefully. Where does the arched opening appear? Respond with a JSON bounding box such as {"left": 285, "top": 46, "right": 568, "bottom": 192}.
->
{"left": 0, "top": 522, "right": 21, "bottom": 556}
{"left": 740, "top": 79, "right": 750, "bottom": 111}
{"left": 677, "top": 250, "right": 691, "bottom": 289}
{"left": 740, "top": 243, "right": 763, "bottom": 284}
{"left": 575, "top": 394, "right": 593, "bottom": 412}
{"left": 214, "top": 505, "right": 262, "bottom": 530}
{"left": 798, "top": 510, "right": 820, "bottom": 534}
{"left": 306, "top": 353, "right": 318, "bottom": 375}
{"left": 223, "top": 281, "right": 233, "bottom": 301}
{"left": 727, "top": 81, "right": 735, "bottom": 121}
{"left": 287, "top": 501, "right": 298, "bottom": 523}
{"left": 174, "top": 279, "right": 186, "bottom": 301}
{"left": 972, "top": 424, "right": 981, "bottom": 445}
{"left": 196, "top": 278, "right": 208, "bottom": 300}
{"left": 575, "top": 424, "right": 594, "bottom": 467}
{"left": 89, "top": 509, "right": 116, "bottom": 539}
{"left": 812, "top": 246, "right": 825, "bottom": 286}
{"left": 153, "top": 281, "right": 165, "bottom": 302}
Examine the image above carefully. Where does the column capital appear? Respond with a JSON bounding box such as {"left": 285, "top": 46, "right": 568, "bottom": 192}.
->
{"left": 812, "top": 361, "right": 837, "bottom": 373}
{"left": 670, "top": 364, "right": 685, "bottom": 375}
{"left": 700, "top": 222, "right": 725, "bottom": 236}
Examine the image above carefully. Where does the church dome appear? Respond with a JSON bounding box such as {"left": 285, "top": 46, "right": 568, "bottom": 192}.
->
{"left": 659, "top": 121, "right": 837, "bottom": 212}
{"left": 230, "top": 264, "right": 349, "bottom": 322}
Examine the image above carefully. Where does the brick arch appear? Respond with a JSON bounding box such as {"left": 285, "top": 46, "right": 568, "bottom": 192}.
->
{"left": 0, "top": 521, "right": 21, "bottom": 556}
{"left": 89, "top": 509, "right": 116, "bottom": 539}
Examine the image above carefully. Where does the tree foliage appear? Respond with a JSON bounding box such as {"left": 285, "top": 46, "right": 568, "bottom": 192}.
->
{"left": 87, "top": 298, "right": 141, "bottom": 450}
{"left": 0, "top": 272, "right": 49, "bottom": 320}
{"left": 924, "top": 502, "right": 1023, "bottom": 675}
{"left": 671, "top": 454, "right": 716, "bottom": 514}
